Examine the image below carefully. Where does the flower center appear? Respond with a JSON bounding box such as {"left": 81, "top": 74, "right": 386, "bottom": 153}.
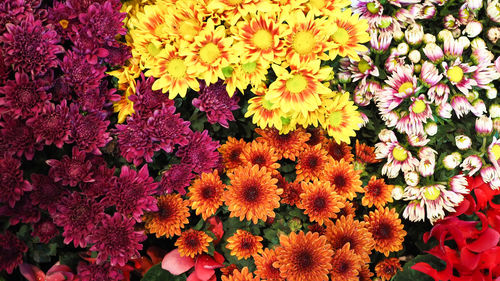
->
{"left": 59, "top": 19, "right": 69, "bottom": 29}
{"left": 447, "top": 66, "right": 464, "bottom": 83}
{"left": 178, "top": 19, "right": 198, "bottom": 38}
{"left": 309, "top": 0, "right": 325, "bottom": 9}
{"left": 296, "top": 250, "right": 314, "bottom": 270}
{"left": 398, "top": 81, "right": 413, "bottom": 94}
{"left": 262, "top": 98, "right": 275, "bottom": 110}
{"left": 378, "top": 19, "right": 391, "bottom": 29}
{"left": 201, "top": 185, "right": 216, "bottom": 199}
{"left": 186, "top": 235, "right": 200, "bottom": 248}
{"left": 328, "top": 111, "right": 343, "bottom": 128}
{"left": 366, "top": 2, "right": 380, "bottom": 14}
{"left": 242, "top": 61, "right": 257, "bottom": 73}
{"left": 147, "top": 42, "right": 162, "bottom": 57}
{"left": 252, "top": 29, "right": 273, "bottom": 50}
{"left": 252, "top": 154, "right": 267, "bottom": 165}
{"left": 243, "top": 185, "right": 260, "bottom": 202}
{"left": 423, "top": 186, "right": 441, "bottom": 200}
{"left": 332, "top": 28, "right": 350, "bottom": 45}
{"left": 392, "top": 146, "right": 408, "bottom": 162}
{"left": 240, "top": 238, "right": 253, "bottom": 249}
{"left": 313, "top": 196, "right": 327, "bottom": 211}
{"left": 286, "top": 74, "right": 307, "bottom": 93}
{"left": 306, "top": 155, "right": 319, "bottom": 168}
{"left": 375, "top": 222, "right": 393, "bottom": 239}
{"left": 412, "top": 99, "right": 426, "bottom": 114}
{"left": 357, "top": 59, "right": 371, "bottom": 73}
{"left": 199, "top": 43, "right": 220, "bottom": 64}
{"left": 292, "top": 31, "right": 315, "bottom": 55}
{"left": 333, "top": 174, "right": 346, "bottom": 189}
{"left": 167, "top": 58, "right": 186, "bottom": 78}
{"left": 492, "top": 144, "right": 500, "bottom": 161}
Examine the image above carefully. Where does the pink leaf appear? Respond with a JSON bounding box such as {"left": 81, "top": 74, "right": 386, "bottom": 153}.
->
{"left": 161, "top": 249, "right": 195, "bottom": 275}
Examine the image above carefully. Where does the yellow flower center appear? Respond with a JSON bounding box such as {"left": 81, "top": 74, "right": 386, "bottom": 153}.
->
{"left": 412, "top": 100, "right": 426, "bottom": 114}
{"left": 286, "top": 74, "right": 307, "bottom": 93}
{"left": 366, "top": 2, "right": 380, "bottom": 14}
{"left": 199, "top": 43, "right": 221, "bottom": 64}
{"left": 332, "top": 28, "right": 350, "bottom": 45}
{"left": 423, "top": 186, "right": 441, "bottom": 201}
{"left": 147, "top": 42, "right": 162, "bottom": 57}
{"left": 292, "top": 31, "right": 315, "bottom": 55}
{"left": 242, "top": 61, "right": 257, "bottom": 73}
{"left": 492, "top": 144, "right": 500, "bottom": 161}
{"left": 358, "top": 59, "right": 370, "bottom": 73}
{"left": 378, "top": 19, "right": 391, "bottom": 29}
{"left": 392, "top": 146, "right": 408, "bottom": 162}
{"left": 308, "top": 0, "right": 325, "bottom": 9}
{"left": 167, "top": 58, "right": 187, "bottom": 78}
{"left": 252, "top": 29, "right": 273, "bottom": 50}
{"left": 59, "top": 19, "right": 69, "bottom": 29}
{"left": 328, "top": 111, "right": 343, "bottom": 127}
{"left": 262, "top": 98, "right": 275, "bottom": 110}
{"left": 154, "top": 23, "right": 169, "bottom": 36}
{"left": 178, "top": 19, "right": 198, "bottom": 38}
{"left": 447, "top": 66, "right": 464, "bottom": 83}
{"left": 398, "top": 81, "right": 413, "bottom": 94}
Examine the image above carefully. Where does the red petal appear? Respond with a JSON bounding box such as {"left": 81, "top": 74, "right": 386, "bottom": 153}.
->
{"left": 187, "top": 272, "right": 205, "bottom": 281}
{"left": 196, "top": 254, "right": 223, "bottom": 270}
{"left": 460, "top": 248, "right": 480, "bottom": 271}
{"left": 161, "top": 249, "right": 195, "bottom": 275}
{"left": 467, "top": 228, "right": 500, "bottom": 253}
{"left": 213, "top": 251, "right": 225, "bottom": 265}
{"left": 19, "top": 264, "right": 45, "bottom": 281}
{"left": 207, "top": 216, "right": 224, "bottom": 244}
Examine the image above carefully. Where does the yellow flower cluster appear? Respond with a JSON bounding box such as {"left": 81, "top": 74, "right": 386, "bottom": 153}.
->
{"left": 112, "top": 0, "right": 369, "bottom": 142}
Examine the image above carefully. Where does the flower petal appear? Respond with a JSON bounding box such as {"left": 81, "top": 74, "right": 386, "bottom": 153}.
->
{"left": 161, "top": 249, "right": 195, "bottom": 275}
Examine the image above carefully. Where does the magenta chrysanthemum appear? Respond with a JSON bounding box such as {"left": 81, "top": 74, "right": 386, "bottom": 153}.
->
{"left": 52, "top": 192, "right": 105, "bottom": 248}
{"left": 46, "top": 147, "right": 94, "bottom": 187}
{"left": 0, "top": 0, "right": 40, "bottom": 34}
{"left": 0, "top": 116, "right": 42, "bottom": 160}
{"left": 77, "top": 261, "right": 124, "bottom": 281}
{"left": 70, "top": 105, "right": 111, "bottom": 155}
{"left": 159, "top": 163, "right": 196, "bottom": 195}
{"left": 128, "top": 75, "right": 174, "bottom": 116}
{"left": 176, "top": 130, "right": 220, "bottom": 174}
{"left": 89, "top": 213, "right": 146, "bottom": 267}
{"left": 0, "top": 72, "right": 52, "bottom": 119}
{"left": 0, "top": 13, "right": 63, "bottom": 75}
{"left": 104, "top": 165, "right": 159, "bottom": 222}
{"left": 26, "top": 101, "right": 71, "bottom": 148}
{"left": 30, "top": 174, "right": 67, "bottom": 214}
{"left": 60, "top": 50, "right": 107, "bottom": 94}
{"left": 0, "top": 197, "right": 40, "bottom": 225}
{"left": 79, "top": 157, "right": 116, "bottom": 198}
{"left": 0, "top": 231, "right": 27, "bottom": 274}
{"left": 0, "top": 155, "right": 32, "bottom": 208}
{"left": 115, "top": 117, "right": 155, "bottom": 166}
{"left": 76, "top": 81, "right": 119, "bottom": 113}
{"left": 192, "top": 80, "right": 240, "bottom": 128}
{"left": 31, "top": 218, "right": 59, "bottom": 244}
{"left": 75, "top": 1, "right": 126, "bottom": 46}
{"left": 146, "top": 105, "right": 192, "bottom": 153}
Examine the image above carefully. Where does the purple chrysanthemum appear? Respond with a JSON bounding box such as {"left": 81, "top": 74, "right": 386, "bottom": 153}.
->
{"left": 0, "top": 0, "right": 41, "bottom": 34}
{"left": 49, "top": 77, "right": 72, "bottom": 102}
{"left": 52, "top": 192, "right": 105, "bottom": 248}
{"left": 26, "top": 101, "right": 71, "bottom": 148}
{"left": 30, "top": 174, "right": 67, "bottom": 214}
{"left": 128, "top": 74, "right": 174, "bottom": 116}
{"left": 0, "top": 155, "right": 32, "bottom": 208}
{"left": 76, "top": 1, "right": 126, "bottom": 46}
{"left": 0, "top": 13, "right": 63, "bottom": 76}
{"left": 0, "top": 116, "right": 43, "bottom": 160}
{"left": 89, "top": 213, "right": 146, "bottom": 267}
{"left": 66, "top": 0, "right": 122, "bottom": 18}
{"left": 76, "top": 80, "right": 119, "bottom": 113}
{"left": 103, "top": 43, "right": 131, "bottom": 66}
{"left": 0, "top": 72, "right": 52, "bottom": 119}
{"left": 104, "top": 165, "right": 158, "bottom": 222}
{"left": 146, "top": 105, "right": 192, "bottom": 154}
{"left": 31, "top": 218, "right": 59, "bottom": 244}
{"left": 114, "top": 117, "right": 155, "bottom": 166}
{"left": 79, "top": 157, "right": 116, "bottom": 198}
{"left": 70, "top": 105, "right": 111, "bottom": 155}
{"left": 159, "top": 163, "right": 195, "bottom": 195}
{"left": 77, "top": 261, "right": 124, "bottom": 281}
{"left": 46, "top": 147, "right": 94, "bottom": 187}
{"left": 0, "top": 197, "right": 40, "bottom": 225}
{"left": 0, "top": 51, "right": 10, "bottom": 83}
{"left": 176, "top": 130, "right": 220, "bottom": 174}
{"left": 0, "top": 231, "right": 27, "bottom": 274}
{"left": 192, "top": 80, "right": 240, "bottom": 128}
{"left": 60, "top": 50, "right": 107, "bottom": 94}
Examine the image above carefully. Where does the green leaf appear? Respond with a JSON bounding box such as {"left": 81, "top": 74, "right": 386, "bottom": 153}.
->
{"left": 141, "top": 264, "right": 186, "bottom": 281}
{"left": 392, "top": 254, "right": 446, "bottom": 281}
{"left": 193, "top": 219, "right": 205, "bottom": 231}
{"left": 31, "top": 243, "right": 58, "bottom": 263}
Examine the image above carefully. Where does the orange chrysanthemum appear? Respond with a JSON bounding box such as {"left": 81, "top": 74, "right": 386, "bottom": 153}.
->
{"left": 144, "top": 194, "right": 190, "bottom": 238}
{"left": 362, "top": 176, "right": 394, "bottom": 208}
{"left": 188, "top": 170, "right": 226, "bottom": 220}
{"left": 222, "top": 267, "right": 260, "bottom": 281}
{"left": 175, "top": 229, "right": 213, "bottom": 258}
{"left": 221, "top": 264, "right": 239, "bottom": 277}
{"left": 308, "top": 223, "right": 326, "bottom": 236}
{"left": 364, "top": 207, "right": 407, "bottom": 257}
{"left": 325, "top": 215, "right": 374, "bottom": 262}
{"left": 218, "top": 137, "right": 248, "bottom": 170}
{"left": 279, "top": 177, "right": 303, "bottom": 206}
{"left": 334, "top": 199, "right": 356, "bottom": 219}
{"left": 305, "top": 127, "right": 327, "bottom": 146}
{"left": 240, "top": 141, "right": 280, "bottom": 173}
{"left": 224, "top": 165, "right": 282, "bottom": 224}
{"left": 254, "top": 248, "right": 282, "bottom": 281}
{"left": 274, "top": 231, "right": 333, "bottom": 281}
{"left": 330, "top": 244, "right": 363, "bottom": 281}
{"left": 324, "top": 159, "right": 363, "bottom": 200}
{"left": 297, "top": 180, "right": 344, "bottom": 225}
{"left": 324, "top": 139, "right": 353, "bottom": 163}
{"left": 226, "top": 230, "right": 263, "bottom": 260}
{"left": 358, "top": 263, "right": 374, "bottom": 281}
{"left": 296, "top": 144, "right": 332, "bottom": 182}
{"left": 375, "top": 258, "right": 402, "bottom": 281}
{"left": 256, "top": 128, "right": 310, "bottom": 161}
{"left": 355, "top": 140, "right": 381, "bottom": 164}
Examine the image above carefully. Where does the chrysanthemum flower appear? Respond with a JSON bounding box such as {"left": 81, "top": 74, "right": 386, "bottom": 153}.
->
{"left": 327, "top": 9, "right": 369, "bottom": 61}
{"left": 225, "top": 59, "right": 270, "bottom": 94}
{"left": 89, "top": 213, "right": 146, "bottom": 267}
{"left": 0, "top": 116, "right": 42, "bottom": 160}
{"left": 320, "top": 92, "right": 363, "bottom": 144}
{"left": 325, "top": 215, "right": 374, "bottom": 262}
{"left": 297, "top": 180, "right": 344, "bottom": 225}
{"left": 296, "top": 144, "right": 332, "bottom": 182}
{"left": 280, "top": 179, "right": 304, "bottom": 206}
{"left": 176, "top": 130, "right": 220, "bottom": 174}
{"left": 375, "top": 65, "right": 418, "bottom": 114}
{"left": 245, "top": 86, "right": 284, "bottom": 131}
{"left": 255, "top": 128, "right": 310, "bottom": 160}
{"left": 105, "top": 165, "right": 159, "bottom": 222}
{"left": 375, "top": 130, "right": 420, "bottom": 179}
{"left": 0, "top": 231, "right": 27, "bottom": 274}
{"left": 335, "top": 199, "right": 356, "bottom": 219}
{"left": 77, "top": 261, "right": 124, "bottom": 281}
{"left": 305, "top": 127, "right": 327, "bottom": 146}
{"left": 443, "top": 58, "right": 478, "bottom": 95}
{"left": 226, "top": 230, "right": 263, "bottom": 260}
{"left": 222, "top": 267, "right": 260, "bottom": 281}
{"left": 146, "top": 105, "right": 192, "bottom": 153}
{"left": 29, "top": 174, "right": 67, "bottom": 214}
{"left": 26, "top": 101, "right": 71, "bottom": 149}
{"left": 306, "top": 0, "right": 350, "bottom": 15}
{"left": 128, "top": 74, "right": 174, "bottom": 116}
{"left": 175, "top": 229, "right": 213, "bottom": 258}
{"left": 355, "top": 140, "right": 380, "bottom": 164}
{"left": 0, "top": 197, "right": 40, "bottom": 225}
{"left": 267, "top": 61, "right": 332, "bottom": 116}
{"left": 188, "top": 170, "right": 226, "bottom": 220}
{"left": 274, "top": 231, "right": 333, "bottom": 281}
{"left": 218, "top": 137, "right": 248, "bottom": 170}
{"left": 46, "top": 147, "right": 94, "bottom": 187}
{"left": 324, "top": 139, "right": 354, "bottom": 162}
{"left": 362, "top": 176, "right": 394, "bottom": 208}
{"left": 358, "top": 263, "right": 374, "bottom": 281}
{"left": 323, "top": 159, "right": 363, "bottom": 200}
{"left": 166, "top": 1, "right": 205, "bottom": 43}
{"left": 52, "top": 192, "right": 105, "bottom": 248}
{"left": 329, "top": 244, "right": 363, "bottom": 281}
{"left": 31, "top": 219, "right": 59, "bottom": 244}
{"left": 179, "top": 20, "right": 237, "bottom": 85}
{"left": 240, "top": 140, "right": 280, "bottom": 173}
{"left": 207, "top": 0, "right": 270, "bottom": 25}
{"left": 70, "top": 108, "right": 111, "bottom": 155}
{"left": 375, "top": 258, "right": 402, "bottom": 281}
{"left": 224, "top": 165, "right": 282, "bottom": 224}
{"left": 129, "top": 1, "right": 173, "bottom": 43}
{"left": 0, "top": 155, "right": 32, "bottom": 208}
{"left": 144, "top": 194, "right": 190, "bottom": 238}
{"left": 60, "top": 50, "right": 107, "bottom": 94}
{"left": 364, "top": 207, "right": 406, "bottom": 256}
{"left": 254, "top": 248, "right": 282, "bottom": 281}
{"left": 160, "top": 163, "right": 196, "bottom": 195}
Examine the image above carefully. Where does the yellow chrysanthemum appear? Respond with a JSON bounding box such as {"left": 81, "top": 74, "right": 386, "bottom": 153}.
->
{"left": 245, "top": 86, "right": 284, "bottom": 130}
{"left": 225, "top": 59, "right": 269, "bottom": 95}
{"left": 128, "top": 1, "right": 173, "bottom": 42}
{"left": 113, "top": 77, "right": 136, "bottom": 123}
{"left": 305, "top": 0, "right": 350, "bottom": 16}
{"left": 320, "top": 91, "right": 363, "bottom": 144}
{"left": 327, "top": 9, "right": 370, "bottom": 61}
{"left": 207, "top": 0, "right": 273, "bottom": 25}
{"left": 165, "top": 0, "right": 205, "bottom": 43}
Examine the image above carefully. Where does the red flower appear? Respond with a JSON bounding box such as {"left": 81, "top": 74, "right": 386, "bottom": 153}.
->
{"left": 162, "top": 249, "right": 224, "bottom": 281}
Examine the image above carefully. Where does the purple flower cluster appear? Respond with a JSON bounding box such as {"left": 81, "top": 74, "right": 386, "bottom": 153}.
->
{"left": 193, "top": 80, "right": 240, "bottom": 128}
